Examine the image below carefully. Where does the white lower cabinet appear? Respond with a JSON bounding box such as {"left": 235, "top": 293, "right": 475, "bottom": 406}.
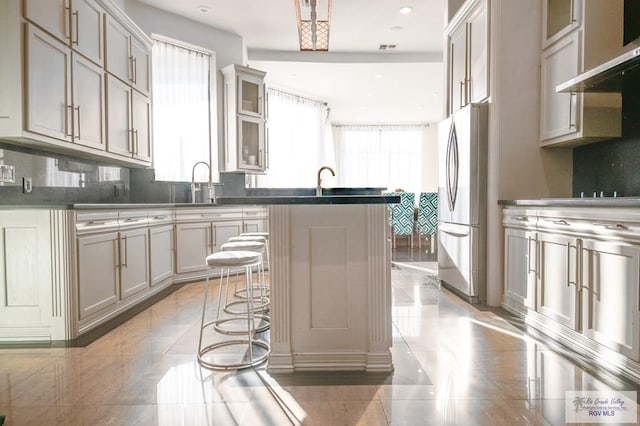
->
{"left": 503, "top": 206, "right": 640, "bottom": 382}
{"left": 537, "top": 232, "right": 579, "bottom": 330}
{"left": 580, "top": 239, "right": 640, "bottom": 361}
{"left": 118, "top": 226, "right": 149, "bottom": 299}
{"left": 149, "top": 224, "right": 173, "bottom": 286}
{"left": 175, "top": 219, "right": 242, "bottom": 274}
{"left": 0, "top": 206, "right": 269, "bottom": 341}
{"left": 77, "top": 231, "right": 119, "bottom": 319}
{"left": 175, "top": 222, "right": 212, "bottom": 274}
{"left": 503, "top": 227, "right": 537, "bottom": 310}
{"left": 242, "top": 207, "right": 268, "bottom": 233}
{"left": 0, "top": 210, "right": 56, "bottom": 341}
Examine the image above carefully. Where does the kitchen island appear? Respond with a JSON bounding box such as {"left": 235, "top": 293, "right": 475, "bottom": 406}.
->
{"left": 218, "top": 194, "right": 399, "bottom": 372}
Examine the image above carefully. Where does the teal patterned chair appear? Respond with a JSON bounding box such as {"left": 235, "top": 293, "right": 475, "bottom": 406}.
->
{"left": 417, "top": 192, "right": 438, "bottom": 252}
{"left": 389, "top": 192, "right": 415, "bottom": 248}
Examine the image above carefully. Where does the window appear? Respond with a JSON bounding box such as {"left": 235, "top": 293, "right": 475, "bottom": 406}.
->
{"left": 333, "top": 125, "right": 426, "bottom": 194}
{"left": 254, "top": 88, "right": 334, "bottom": 187}
{"left": 151, "top": 35, "right": 217, "bottom": 182}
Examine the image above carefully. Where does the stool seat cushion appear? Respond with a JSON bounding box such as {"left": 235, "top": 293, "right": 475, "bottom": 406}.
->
{"left": 229, "top": 235, "right": 267, "bottom": 244}
{"left": 221, "top": 241, "right": 265, "bottom": 253}
{"left": 240, "top": 232, "right": 269, "bottom": 239}
{"left": 206, "top": 250, "right": 262, "bottom": 267}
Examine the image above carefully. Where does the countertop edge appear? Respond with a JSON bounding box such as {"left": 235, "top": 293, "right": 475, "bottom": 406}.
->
{"left": 500, "top": 198, "right": 640, "bottom": 207}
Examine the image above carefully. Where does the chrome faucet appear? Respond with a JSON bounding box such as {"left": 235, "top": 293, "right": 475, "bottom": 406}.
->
{"left": 191, "top": 161, "right": 212, "bottom": 203}
{"left": 316, "top": 166, "right": 335, "bottom": 196}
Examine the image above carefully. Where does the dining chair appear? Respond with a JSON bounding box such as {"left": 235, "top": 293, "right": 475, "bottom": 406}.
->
{"left": 417, "top": 192, "right": 438, "bottom": 253}
{"left": 389, "top": 192, "right": 415, "bottom": 248}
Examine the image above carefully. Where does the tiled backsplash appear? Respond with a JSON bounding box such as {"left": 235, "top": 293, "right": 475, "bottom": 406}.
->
{"left": 573, "top": 93, "right": 640, "bottom": 197}
{"left": 0, "top": 143, "right": 130, "bottom": 204}
{"left": 0, "top": 143, "right": 248, "bottom": 205}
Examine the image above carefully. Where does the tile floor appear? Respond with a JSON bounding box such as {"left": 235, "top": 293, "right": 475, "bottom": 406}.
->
{"left": 1, "top": 266, "right": 639, "bottom": 425}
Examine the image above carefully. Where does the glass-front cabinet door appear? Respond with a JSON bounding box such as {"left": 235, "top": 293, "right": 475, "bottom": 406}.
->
{"left": 238, "top": 115, "right": 265, "bottom": 171}
{"left": 237, "top": 74, "right": 264, "bottom": 117}
{"left": 542, "top": 0, "right": 581, "bottom": 48}
{"left": 222, "top": 64, "right": 267, "bottom": 173}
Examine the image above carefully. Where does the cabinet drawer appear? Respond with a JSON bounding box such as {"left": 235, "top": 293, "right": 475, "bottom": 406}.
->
{"left": 503, "top": 212, "right": 537, "bottom": 229}
{"left": 175, "top": 208, "right": 243, "bottom": 223}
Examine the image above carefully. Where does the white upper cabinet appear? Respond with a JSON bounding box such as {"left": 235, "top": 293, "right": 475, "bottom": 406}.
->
{"left": 24, "top": 0, "right": 104, "bottom": 66}
{"left": 72, "top": 53, "right": 106, "bottom": 150}
{"left": 23, "top": 0, "right": 70, "bottom": 44}
{"left": 445, "top": 0, "right": 489, "bottom": 115}
{"left": 72, "top": 0, "right": 105, "bottom": 66}
{"left": 106, "top": 15, "right": 151, "bottom": 96}
{"left": 540, "top": 31, "right": 580, "bottom": 143}
{"left": 25, "top": 24, "right": 72, "bottom": 142}
{"left": 221, "top": 65, "right": 268, "bottom": 173}
{"left": 539, "top": 0, "right": 623, "bottom": 146}
{"left": 0, "top": 0, "right": 151, "bottom": 166}
{"left": 542, "top": 0, "right": 581, "bottom": 48}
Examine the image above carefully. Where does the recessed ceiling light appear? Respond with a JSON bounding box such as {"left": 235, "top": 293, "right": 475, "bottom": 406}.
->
{"left": 399, "top": 6, "right": 413, "bottom": 14}
{"left": 289, "top": 73, "right": 297, "bottom": 78}
{"left": 198, "top": 5, "right": 210, "bottom": 13}
{"left": 375, "top": 74, "right": 383, "bottom": 79}
{"left": 389, "top": 26, "right": 403, "bottom": 32}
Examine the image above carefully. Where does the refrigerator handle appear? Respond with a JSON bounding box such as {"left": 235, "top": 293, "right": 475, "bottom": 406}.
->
{"left": 445, "top": 121, "right": 459, "bottom": 212}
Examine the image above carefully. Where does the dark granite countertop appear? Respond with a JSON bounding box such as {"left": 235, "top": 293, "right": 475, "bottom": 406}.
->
{"left": 216, "top": 195, "right": 400, "bottom": 205}
{"left": 499, "top": 198, "right": 640, "bottom": 207}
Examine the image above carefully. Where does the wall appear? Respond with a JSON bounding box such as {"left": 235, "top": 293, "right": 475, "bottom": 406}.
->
{"left": 421, "top": 124, "right": 438, "bottom": 191}
{"left": 485, "top": 0, "right": 573, "bottom": 306}
{"left": 123, "top": 0, "right": 245, "bottom": 175}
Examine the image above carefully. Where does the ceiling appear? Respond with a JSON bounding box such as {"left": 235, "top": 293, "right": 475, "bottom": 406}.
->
{"left": 137, "top": 0, "right": 446, "bottom": 125}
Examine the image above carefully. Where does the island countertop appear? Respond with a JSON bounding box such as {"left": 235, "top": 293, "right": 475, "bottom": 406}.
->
{"left": 216, "top": 195, "right": 400, "bottom": 205}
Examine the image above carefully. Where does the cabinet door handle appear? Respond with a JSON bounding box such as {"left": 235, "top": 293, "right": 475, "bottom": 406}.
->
{"left": 569, "top": 0, "right": 576, "bottom": 23}
{"left": 74, "top": 106, "right": 81, "bottom": 140}
{"left": 549, "top": 219, "right": 570, "bottom": 226}
{"left": 128, "top": 129, "right": 134, "bottom": 153}
{"left": 211, "top": 224, "right": 216, "bottom": 251}
{"left": 513, "top": 216, "right": 528, "bottom": 221}
{"left": 121, "top": 235, "right": 128, "bottom": 268}
{"left": 128, "top": 55, "right": 135, "bottom": 82}
{"left": 568, "top": 93, "right": 576, "bottom": 128}
{"left": 72, "top": 10, "right": 79, "bottom": 45}
{"left": 65, "top": 2, "right": 72, "bottom": 41}
{"left": 134, "top": 129, "right": 139, "bottom": 155}
{"left": 132, "top": 57, "right": 137, "bottom": 84}
{"left": 466, "top": 78, "right": 471, "bottom": 104}
{"left": 592, "top": 222, "right": 627, "bottom": 230}
{"left": 527, "top": 236, "right": 536, "bottom": 275}
{"left": 66, "top": 105, "right": 73, "bottom": 137}
{"left": 459, "top": 80, "right": 465, "bottom": 108}
{"left": 566, "top": 242, "right": 577, "bottom": 288}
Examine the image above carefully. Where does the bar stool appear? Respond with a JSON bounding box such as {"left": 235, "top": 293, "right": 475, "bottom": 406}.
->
{"left": 239, "top": 232, "right": 270, "bottom": 271}
{"left": 220, "top": 240, "right": 270, "bottom": 315}
{"left": 197, "top": 250, "right": 269, "bottom": 370}
{"left": 227, "top": 235, "right": 270, "bottom": 299}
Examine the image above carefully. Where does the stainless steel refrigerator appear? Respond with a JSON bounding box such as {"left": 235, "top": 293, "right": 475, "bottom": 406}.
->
{"left": 437, "top": 103, "right": 488, "bottom": 304}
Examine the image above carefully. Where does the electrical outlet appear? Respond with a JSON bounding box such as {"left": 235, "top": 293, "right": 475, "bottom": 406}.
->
{"left": 22, "top": 177, "right": 32, "bottom": 194}
{"left": 0, "top": 165, "right": 15, "bottom": 183}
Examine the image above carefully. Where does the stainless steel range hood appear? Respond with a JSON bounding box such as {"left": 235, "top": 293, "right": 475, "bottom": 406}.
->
{"left": 557, "top": 47, "right": 640, "bottom": 93}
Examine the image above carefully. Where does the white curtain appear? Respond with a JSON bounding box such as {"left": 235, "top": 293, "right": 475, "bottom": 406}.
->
{"left": 152, "top": 39, "right": 212, "bottom": 182}
{"left": 256, "top": 89, "right": 334, "bottom": 187}
{"left": 333, "top": 125, "right": 426, "bottom": 194}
